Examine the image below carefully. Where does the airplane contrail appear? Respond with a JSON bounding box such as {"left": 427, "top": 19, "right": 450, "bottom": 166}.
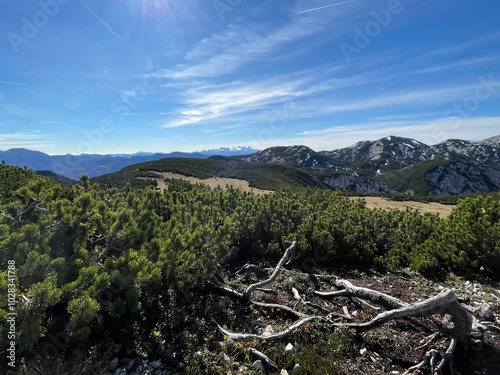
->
{"left": 297, "top": 0, "right": 356, "bottom": 14}
{"left": 80, "top": 1, "right": 143, "bottom": 56}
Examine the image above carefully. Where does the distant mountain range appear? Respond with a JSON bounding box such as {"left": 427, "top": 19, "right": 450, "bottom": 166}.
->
{"left": 234, "top": 135, "right": 500, "bottom": 196}
{"left": 2, "top": 136, "right": 500, "bottom": 196}
{"left": 237, "top": 135, "right": 500, "bottom": 172}
{"left": 0, "top": 147, "right": 259, "bottom": 180}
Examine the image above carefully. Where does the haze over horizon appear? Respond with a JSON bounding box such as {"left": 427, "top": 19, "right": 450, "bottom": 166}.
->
{"left": 2, "top": 133, "right": 500, "bottom": 157}
{"left": 1, "top": 0, "right": 500, "bottom": 155}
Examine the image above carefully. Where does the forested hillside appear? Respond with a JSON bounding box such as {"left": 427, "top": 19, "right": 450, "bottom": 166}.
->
{"left": 1, "top": 163, "right": 499, "bottom": 374}
{"left": 91, "top": 157, "right": 326, "bottom": 191}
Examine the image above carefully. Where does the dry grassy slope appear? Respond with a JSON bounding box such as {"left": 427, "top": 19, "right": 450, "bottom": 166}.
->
{"left": 156, "top": 174, "right": 454, "bottom": 217}
{"left": 354, "top": 196, "right": 454, "bottom": 218}
{"left": 151, "top": 172, "right": 273, "bottom": 195}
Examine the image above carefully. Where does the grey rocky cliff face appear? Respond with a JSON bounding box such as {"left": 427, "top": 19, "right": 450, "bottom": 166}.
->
{"left": 426, "top": 162, "right": 500, "bottom": 196}
{"left": 322, "top": 175, "right": 392, "bottom": 194}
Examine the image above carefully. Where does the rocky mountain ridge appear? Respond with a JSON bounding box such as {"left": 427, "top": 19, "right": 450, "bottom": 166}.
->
{"left": 237, "top": 135, "right": 500, "bottom": 196}
{"left": 240, "top": 135, "right": 500, "bottom": 172}
{"left": 426, "top": 161, "right": 500, "bottom": 196}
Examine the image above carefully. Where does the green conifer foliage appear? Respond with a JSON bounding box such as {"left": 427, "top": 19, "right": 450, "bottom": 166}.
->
{"left": 1, "top": 165, "right": 499, "bottom": 362}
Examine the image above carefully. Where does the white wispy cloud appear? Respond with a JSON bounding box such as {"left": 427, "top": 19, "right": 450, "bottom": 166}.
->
{"left": 41, "top": 120, "right": 65, "bottom": 125}
{"left": 0, "top": 132, "right": 52, "bottom": 150}
{"left": 159, "top": 50, "right": 499, "bottom": 131}
{"left": 276, "top": 81, "right": 489, "bottom": 122}
{"left": 162, "top": 81, "right": 297, "bottom": 128}
{"left": 0, "top": 101, "right": 29, "bottom": 116}
{"left": 413, "top": 54, "right": 500, "bottom": 75}
{"left": 153, "top": 2, "right": 500, "bottom": 149}
{"left": 157, "top": 9, "right": 342, "bottom": 80}
{"left": 422, "top": 31, "right": 500, "bottom": 60}
{"left": 152, "top": 2, "right": 368, "bottom": 130}
{"left": 0, "top": 80, "right": 30, "bottom": 87}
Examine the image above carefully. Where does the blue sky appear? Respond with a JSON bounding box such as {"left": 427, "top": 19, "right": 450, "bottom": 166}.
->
{"left": 1, "top": 0, "right": 500, "bottom": 154}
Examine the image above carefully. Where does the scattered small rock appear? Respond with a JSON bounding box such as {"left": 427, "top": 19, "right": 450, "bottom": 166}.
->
{"left": 285, "top": 343, "right": 295, "bottom": 354}
{"left": 149, "top": 360, "right": 162, "bottom": 370}
{"left": 107, "top": 356, "right": 174, "bottom": 375}
{"left": 253, "top": 360, "right": 266, "bottom": 371}
{"left": 360, "top": 348, "right": 368, "bottom": 356}
{"left": 109, "top": 358, "right": 119, "bottom": 371}
{"left": 263, "top": 325, "right": 274, "bottom": 336}
{"left": 476, "top": 303, "right": 495, "bottom": 322}
{"left": 292, "top": 363, "right": 301, "bottom": 372}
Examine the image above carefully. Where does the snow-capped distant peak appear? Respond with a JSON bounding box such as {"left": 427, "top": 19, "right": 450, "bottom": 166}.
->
{"left": 200, "top": 146, "right": 260, "bottom": 156}
{"left": 479, "top": 135, "right": 500, "bottom": 146}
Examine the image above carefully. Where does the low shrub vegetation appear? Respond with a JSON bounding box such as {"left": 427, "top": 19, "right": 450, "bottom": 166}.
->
{"left": 1, "top": 163, "right": 499, "bottom": 372}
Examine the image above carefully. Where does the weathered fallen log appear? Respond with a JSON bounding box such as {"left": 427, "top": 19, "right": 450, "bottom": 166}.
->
{"left": 211, "top": 240, "right": 492, "bottom": 374}
{"left": 315, "top": 278, "right": 407, "bottom": 310}
{"left": 215, "top": 316, "right": 328, "bottom": 341}
{"left": 242, "top": 241, "right": 297, "bottom": 301}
